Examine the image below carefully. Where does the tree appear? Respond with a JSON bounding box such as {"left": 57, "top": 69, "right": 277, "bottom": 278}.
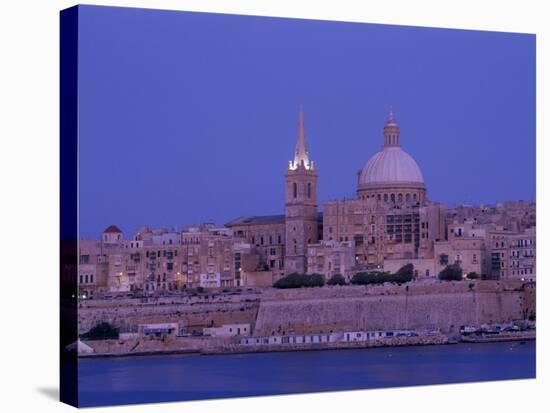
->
{"left": 327, "top": 274, "right": 346, "bottom": 286}
{"left": 350, "top": 267, "right": 413, "bottom": 286}
{"left": 438, "top": 264, "right": 463, "bottom": 281}
{"left": 396, "top": 263, "right": 414, "bottom": 278}
{"left": 393, "top": 264, "right": 414, "bottom": 283}
{"left": 80, "top": 322, "right": 119, "bottom": 340}
{"left": 351, "top": 272, "right": 389, "bottom": 285}
{"left": 466, "top": 272, "right": 479, "bottom": 280}
{"left": 273, "top": 273, "right": 325, "bottom": 289}
{"left": 351, "top": 272, "right": 374, "bottom": 285}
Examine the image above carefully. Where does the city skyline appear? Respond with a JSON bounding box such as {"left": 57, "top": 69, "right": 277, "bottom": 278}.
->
{"left": 78, "top": 6, "right": 535, "bottom": 239}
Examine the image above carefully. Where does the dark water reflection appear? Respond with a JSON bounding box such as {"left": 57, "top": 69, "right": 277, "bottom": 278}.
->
{"left": 78, "top": 341, "right": 535, "bottom": 407}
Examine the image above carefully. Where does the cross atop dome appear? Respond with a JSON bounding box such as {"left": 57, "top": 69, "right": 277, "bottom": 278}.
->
{"left": 387, "top": 105, "right": 396, "bottom": 123}
{"left": 289, "top": 104, "right": 314, "bottom": 170}
{"left": 383, "top": 105, "right": 400, "bottom": 147}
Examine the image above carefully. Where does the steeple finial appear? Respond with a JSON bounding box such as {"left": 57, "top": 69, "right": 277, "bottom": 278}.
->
{"left": 289, "top": 104, "right": 312, "bottom": 170}
{"left": 383, "top": 104, "right": 400, "bottom": 147}
{"left": 388, "top": 105, "right": 395, "bottom": 123}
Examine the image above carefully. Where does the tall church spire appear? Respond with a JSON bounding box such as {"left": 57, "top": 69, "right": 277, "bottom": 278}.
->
{"left": 383, "top": 104, "right": 400, "bottom": 147}
{"left": 289, "top": 104, "right": 313, "bottom": 170}
{"left": 284, "top": 105, "right": 318, "bottom": 275}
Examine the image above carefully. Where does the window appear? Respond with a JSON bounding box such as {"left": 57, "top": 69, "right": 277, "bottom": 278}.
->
{"left": 293, "top": 182, "right": 297, "bottom": 198}
{"left": 307, "top": 182, "right": 311, "bottom": 198}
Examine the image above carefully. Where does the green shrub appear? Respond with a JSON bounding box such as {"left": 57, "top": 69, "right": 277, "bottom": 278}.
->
{"left": 80, "top": 322, "right": 119, "bottom": 340}
{"left": 438, "top": 264, "right": 463, "bottom": 281}
{"left": 396, "top": 263, "right": 414, "bottom": 278}
{"left": 273, "top": 273, "right": 325, "bottom": 289}
{"left": 351, "top": 264, "right": 413, "bottom": 286}
{"left": 327, "top": 274, "right": 346, "bottom": 286}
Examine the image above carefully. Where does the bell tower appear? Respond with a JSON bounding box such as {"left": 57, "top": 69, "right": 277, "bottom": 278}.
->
{"left": 284, "top": 105, "right": 318, "bottom": 275}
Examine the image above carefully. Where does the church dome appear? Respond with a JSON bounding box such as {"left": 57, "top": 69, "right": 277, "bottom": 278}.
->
{"left": 357, "top": 107, "right": 427, "bottom": 203}
{"left": 359, "top": 146, "right": 424, "bottom": 186}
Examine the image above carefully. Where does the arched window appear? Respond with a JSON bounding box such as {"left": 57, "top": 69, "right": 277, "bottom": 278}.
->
{"left": 377, "top": 194, "right": 381, "bottom": 201}
{"left": 384, "top": 194, "right": 388, "bottom": 202}
{"left": 405, "top": 193, "right": 411, "bottom": 203}
{"left": 307, "top": 182, "right": 311, "bottom": 198}
{"left": 390, "top": 193, "right": 395, "bottom": 203}
{"left": 293, "top": 182, "right": 297, "bottom": 199}
{"left": 398, "top": 193, "right": 403, "bottom": 203}
{"left": 413, "top": 193, "right": 417, "bottom": 202}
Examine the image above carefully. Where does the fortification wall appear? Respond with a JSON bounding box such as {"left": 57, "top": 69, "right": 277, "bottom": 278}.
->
{"left": 78, "top": 295, "right": 260, "bottom": 334}
{"left": 254, "top": 280, "right": 534, "bottom": 335}
{"left": 78, "top": 281, "right": 535, "bottom": 337}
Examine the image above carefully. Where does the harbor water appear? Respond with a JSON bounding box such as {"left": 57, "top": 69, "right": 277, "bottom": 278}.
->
{"left": 78, "top": 341, "right": 535, "bottom": 407}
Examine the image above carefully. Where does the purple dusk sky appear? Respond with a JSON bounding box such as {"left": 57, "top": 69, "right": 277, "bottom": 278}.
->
{"left": 77, "top": 5, "right": 535, "bottom": 239}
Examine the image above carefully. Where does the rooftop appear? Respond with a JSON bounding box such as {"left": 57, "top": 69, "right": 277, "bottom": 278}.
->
{"left": 103, "top": 225, "right": 122, "bottom": 234}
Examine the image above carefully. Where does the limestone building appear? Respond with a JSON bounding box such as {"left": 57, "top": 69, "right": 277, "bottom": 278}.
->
{"left": 78, "top": 105, "right": 536, "bottom": 295}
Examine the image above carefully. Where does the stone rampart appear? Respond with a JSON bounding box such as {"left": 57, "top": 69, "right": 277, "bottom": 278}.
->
{"left": 78, "top": 281, "right": 535, "bottom": 337}
{"left": 78, "top": 295, "right": 260, "bottom": 334}
{"left": 254, "top": 280, "right": 534, "bottom": 335}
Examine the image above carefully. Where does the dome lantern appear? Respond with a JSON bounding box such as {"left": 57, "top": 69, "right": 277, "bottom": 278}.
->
{"left": 383, "top": 105, "right": 400, "bottom": 147}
